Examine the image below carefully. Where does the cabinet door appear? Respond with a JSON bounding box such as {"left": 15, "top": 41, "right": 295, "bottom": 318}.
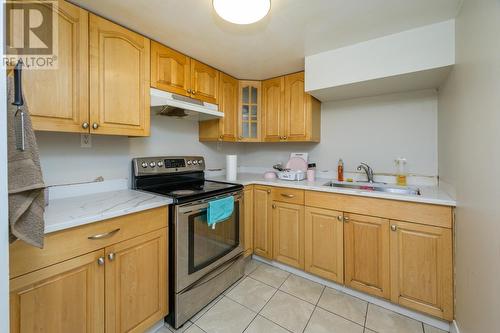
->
{"left": 262, "top": 76, "right": 284, "bottom": 142}
{"left": 105, "top": 228, "right": 168, "bottom": 333}
{"left": 238, "top": 81, "right": 261, "bottom": 142}
{"left": 89, "top": 14, "right": 150, "bottom": 136}
{"left": 390, "top": 221, "right": 453, "bottom": 320}
{"left": 19, "top": 0, "right": 88, "bottom": 133}
{"left": 253, "top": 186, "right": 273, "bottom": 259}
{"left": 219, "top": 73, "right": 238, "bottom": 141}
{"left": 190, "top": 59, "right": 219, "bottom": 104}
{"left": 273, "top": 201, "right": 305, "bottom": 269}
{"left": 344, "top": 213, "right": 390, "bottom": 299}
{"left": 150, "top": 41, "right": 191, "bottom": 96}
{"left": 199, "top": 72, "right": 237, "bottom": 141}
{"left": 10, "top": 250, "right": 104, "bottom": 333}
{"left": 304, "top": 207, "right": 344, "bottom": 283}
{"left": 284, "top": 72, "right": 308, "bottom": 141}
{"left": 243, "top": 186, "right": 254, "bottom": 255}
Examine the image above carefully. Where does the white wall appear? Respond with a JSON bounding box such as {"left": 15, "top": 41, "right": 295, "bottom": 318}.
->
{"left": 305, "top": 20, "right": 455, "bottom": 91}
{"left": 38, "top": 91, "right": 438, "bottom": 185}
{"left": 241, "top": 90, "right": 438, "bottom": 177}
{"left": 37, "top": 113, "right": 243, "bottom": 186}
{"left": 0, "top": 2, "right": 10, "bottom": 329}
{"left": 437, "top": 0, "right": 500, "bottom": 332}
{"left": 129, "top": 113, "right": 242, "bottom": 168}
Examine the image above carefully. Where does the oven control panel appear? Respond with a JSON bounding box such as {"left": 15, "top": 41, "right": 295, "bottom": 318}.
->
{"left": 133, "top": 156, "right": 205, "bottom": 176}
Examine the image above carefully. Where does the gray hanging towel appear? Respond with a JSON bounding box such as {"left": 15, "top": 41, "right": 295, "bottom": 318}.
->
{"left": 7, "top": 75, "right": 46, "bottom": 248}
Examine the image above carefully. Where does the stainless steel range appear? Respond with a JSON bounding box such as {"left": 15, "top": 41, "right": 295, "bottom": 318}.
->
{"left": 131, "top": 156, "right": 245, "bottom": 328}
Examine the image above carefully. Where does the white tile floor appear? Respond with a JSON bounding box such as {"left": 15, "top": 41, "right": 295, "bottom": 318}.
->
{"left": 157, "top": 259, "right": 448, "bottom": 333}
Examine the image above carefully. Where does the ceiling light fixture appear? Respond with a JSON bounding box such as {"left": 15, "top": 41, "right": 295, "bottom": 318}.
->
{"left": 213, "top": 0, "right": 271, "bottom": 25}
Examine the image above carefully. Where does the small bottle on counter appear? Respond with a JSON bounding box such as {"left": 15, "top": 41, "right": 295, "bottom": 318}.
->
{"left": 307, "top": 163, "right": 316, "bottom": 182}
{"left": 395, "top": 158, "right": 408, "bottom": 186}
{"left": 337, "top": 159, "right": 344, "bottom": 182}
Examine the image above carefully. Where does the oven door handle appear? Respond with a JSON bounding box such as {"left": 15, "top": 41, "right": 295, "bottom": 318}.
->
{"left": 181, "top": 252, "right": 244, "bottom": 293}
{"left": 180, "top": 194, "right": 242, "bottom": 215}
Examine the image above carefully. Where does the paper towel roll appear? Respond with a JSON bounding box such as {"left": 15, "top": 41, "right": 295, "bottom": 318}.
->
{"left": 226, "top": 155, "right": 237, "bottom": 181}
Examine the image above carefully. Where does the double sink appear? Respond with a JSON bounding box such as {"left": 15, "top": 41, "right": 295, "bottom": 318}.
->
{"left": 324, "top": 181, "right": 421, "bottom": 196}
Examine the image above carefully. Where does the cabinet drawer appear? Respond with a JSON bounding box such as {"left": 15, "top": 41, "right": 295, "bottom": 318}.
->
{"left": 10, "top": 207, "right": 168, "bottom": 278}
{"left": 305, "top": 191, "right": 452, "bottom": 228}
{"left": 272, "top": 188, "right": 304, "bottom": 204}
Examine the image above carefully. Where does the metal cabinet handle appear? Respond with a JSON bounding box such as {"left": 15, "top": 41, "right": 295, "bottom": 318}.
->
{"left": 187, "top": 89, "right": 192, "bottom": 94}
{"left": 88, "top": 228, "right": 120, "bottom": 240}
{"left": 108, "top": 252, "right": 116, "bottom": 261}
{"left": 281, "top": 193, "right": 295, "bottom": 198}
{"left": 82, "top": 122, "right": 89, "bottom": 129}
{"left": 391, "top": 225, "right": 397, "bottom": 231}
{"left": 337, "top": 215, "right": 343, "bottom": 221}
{"left": 283, "top": 136, "right": 287, "bottom": 140}
{"left": 343, "top": 216, "right": 350, "bottom": 223}
{"left": 267, "top": 190, "right": 271, "bottom": 194}
{"left": 92, "top": 123, "right": 99, "bottom": 130}
{"left": 97, "top": 257, "right": 105, "bottom": 266}
{"left": 272, "top": 204, "right": 276, "bottom": 209}
{"left": 192, "top": 90, "right": 196, "bottom": 95}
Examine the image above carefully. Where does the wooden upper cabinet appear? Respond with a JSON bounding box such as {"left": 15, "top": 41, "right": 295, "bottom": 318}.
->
{"left": 219, "top": 73, "right": 238, "bottom": 141}
{"left": 344, "top": 213, "right": 390, "bottom": 299}
{"left": 304, "top": 207, "right": 344, "bottom": 283}
{"left": 190, "top": 59, "right": 219, "bottom": 104}
{"left": 21, "top": 0, "right": 89, "bottom": 133}
{"left": 150, "top": 41, "right": 190, "bottom": 97}
{"left": 199, "top": 72, "right": 238, "bottom": 141}
{"left": 390, "top": 221, "right": 453, "bottom": 320}
{"left": 253, "top": 186, "right": 273, "bottom": 259}
{"left": 272, "top": 201, "right": 305, "bottom": 269}
{"left": 284, "top": 72, "right": 321, "bottom": 142}
{"left": 105, "top": 228, "right": 168, "bottom": 333}
{"left": 262, "top": 76, "right": 285, "bottom": 142}
{"left": 238, "top": 81, "right": 262, "bottom": 142}
{"left": 89, "top": 14, "right": 150, "bottom": 136}
{"left": 262, "top": 72, "right": 320, "bottom": 142}
{"left": 10, "top": 250, "right": 104, "bottom": 333}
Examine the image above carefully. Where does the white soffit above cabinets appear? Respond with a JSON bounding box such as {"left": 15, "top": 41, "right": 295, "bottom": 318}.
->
{"left": 71, "top": 0, "right": 461, "bottom": 80}
{"left": 305, "top": 20, "right": 456, "bottom": 102}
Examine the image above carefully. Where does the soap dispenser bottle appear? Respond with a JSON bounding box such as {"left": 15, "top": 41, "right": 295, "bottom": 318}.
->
{"left": 337, "top": 159, "right": 344, "bottom": 182}
{"left": 395, "top": 158, "right": 407, "bottom": 186}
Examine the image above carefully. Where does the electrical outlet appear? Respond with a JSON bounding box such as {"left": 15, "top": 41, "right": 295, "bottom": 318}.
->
{"left": 81, "top": 133, "right": 92, "bottom": 148}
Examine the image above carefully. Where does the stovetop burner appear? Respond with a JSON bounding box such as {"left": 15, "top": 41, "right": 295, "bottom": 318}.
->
{"left": 169, "top": 190, "right": 197, "bottom": 196}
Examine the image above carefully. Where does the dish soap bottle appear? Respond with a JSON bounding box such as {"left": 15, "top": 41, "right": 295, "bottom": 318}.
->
{"left": 395, "top": 158, "right": 407, "bottom": 186}
{"left": 337, "top": 159, "right": 344, "bottom": 182}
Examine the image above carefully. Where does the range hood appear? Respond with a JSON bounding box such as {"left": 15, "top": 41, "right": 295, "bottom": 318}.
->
{"left": 150, "top": 88, "right": 223, "bottom": 120}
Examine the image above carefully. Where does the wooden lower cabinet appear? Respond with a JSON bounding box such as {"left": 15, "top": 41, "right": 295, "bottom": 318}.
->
{"left": 9, "top": 208, "right": 168, "bottom": 333}
{"left": 253, "top": 186, "right": 273, "bottom": 259}
{"left": 243, "top": 186, "right": 254, "bottom": 255}
{"left": 304, "top": 207, "right": 344, "bottom": 283}
{"left": 10, "top": 250, "right": 105, "bottom": 333}
{"left": 390, "top": 221, "right": 453, "bottom": 320}
{"left": 251, "top": 189, "right": 454, "bottom": 320}
{"left": 344, "top": 213, "right": 391, "bottom": 299}
{"left": 272, "top": 201, "right": 304, "bottom": 269}
{"left": 106, "top": 228, "right": 168, "bottom": 333}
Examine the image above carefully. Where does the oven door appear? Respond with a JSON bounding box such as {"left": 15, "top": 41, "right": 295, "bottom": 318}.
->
{"left": 175, "top": 191, "right": 243, "bottom": 292}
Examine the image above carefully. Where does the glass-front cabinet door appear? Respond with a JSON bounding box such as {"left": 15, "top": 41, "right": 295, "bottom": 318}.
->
{"left": 238, "top": 81, "right": 261, "bottom": 142}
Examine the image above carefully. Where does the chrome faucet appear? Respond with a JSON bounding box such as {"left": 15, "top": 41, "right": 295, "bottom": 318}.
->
{"left": 357, "top": 162, "right": 375, "bottom": 183}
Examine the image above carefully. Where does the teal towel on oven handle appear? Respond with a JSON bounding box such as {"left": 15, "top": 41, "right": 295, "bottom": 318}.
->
{"left": 207, "top": 196, "right": 234, "bottom": 228}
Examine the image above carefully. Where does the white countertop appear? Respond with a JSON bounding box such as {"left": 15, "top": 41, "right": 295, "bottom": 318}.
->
{"left": 44, "top": 181, "right": 172, "bottom": 234}
{"left": 208, "top": 173, "right": 456, "bottom": 206}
